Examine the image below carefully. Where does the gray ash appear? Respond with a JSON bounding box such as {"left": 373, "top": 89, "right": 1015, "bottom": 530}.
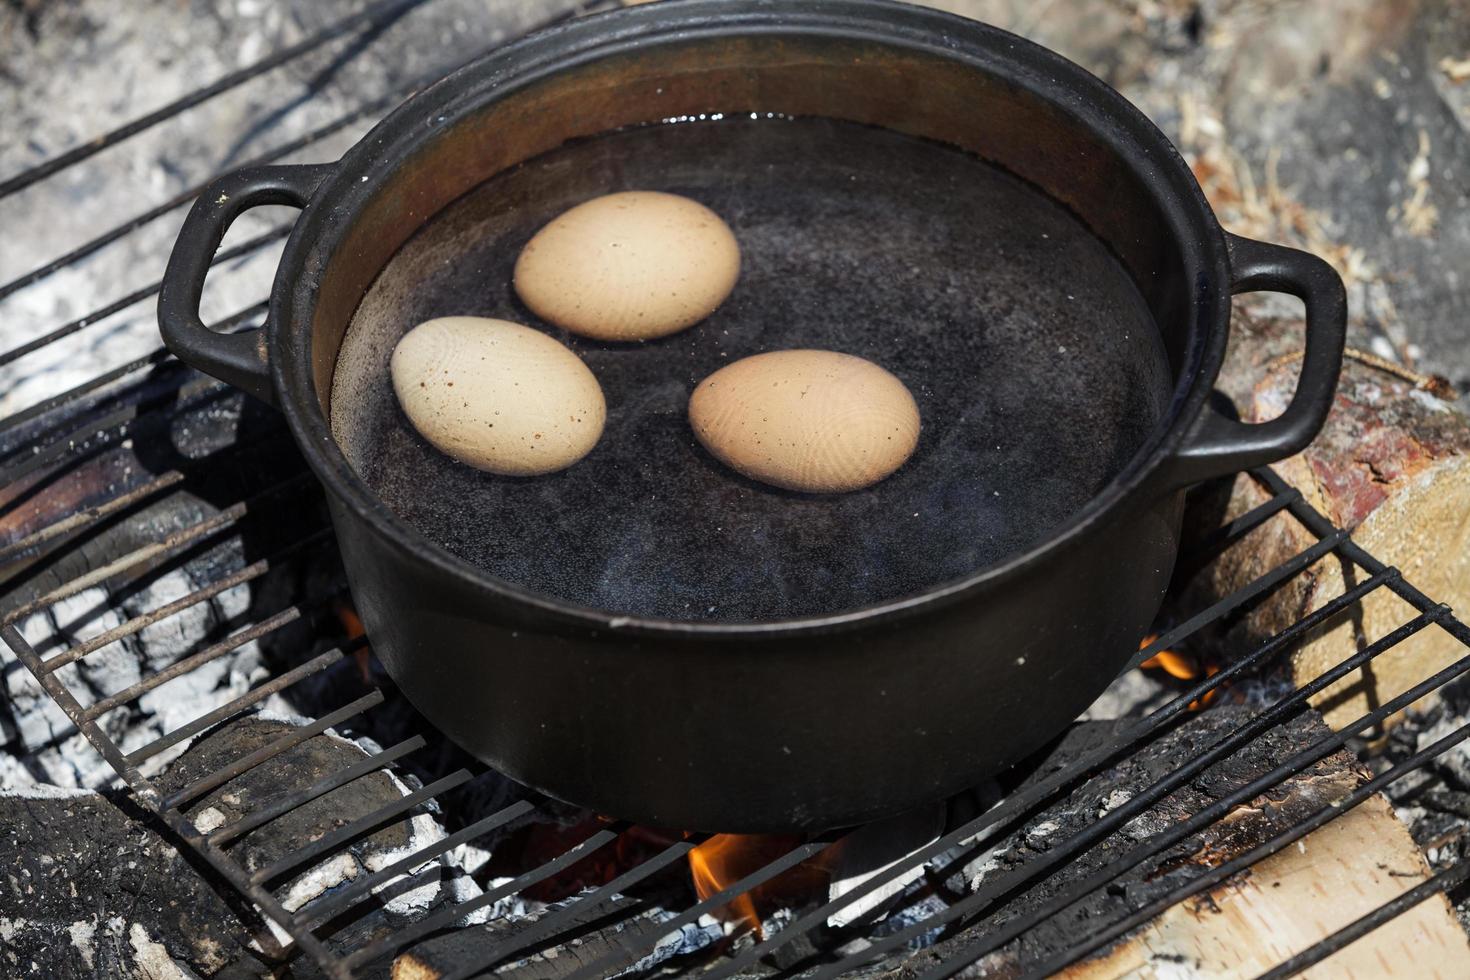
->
{"left": 1373, "top": 675, "right": 1470, "bottom": 930}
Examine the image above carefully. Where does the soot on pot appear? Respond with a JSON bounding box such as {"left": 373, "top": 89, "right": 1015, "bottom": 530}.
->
{"left": 330, "top": 115, "right": 1170, "bottom": 623}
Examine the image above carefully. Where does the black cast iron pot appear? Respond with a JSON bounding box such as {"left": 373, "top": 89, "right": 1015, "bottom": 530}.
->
{"left": 158, "top": 0, "right": 1345, "bottom": 833}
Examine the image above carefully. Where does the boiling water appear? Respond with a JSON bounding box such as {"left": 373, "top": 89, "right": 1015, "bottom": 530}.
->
{"left": 331, "top": 116, "right": 1170, "bottom": 622}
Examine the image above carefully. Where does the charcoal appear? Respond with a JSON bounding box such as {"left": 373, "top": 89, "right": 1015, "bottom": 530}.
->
{"left": 152, "top": 715, "right": 482, "bottom": 945}
{"left": 0, "top": 785, "right": 269, "bottom": 978}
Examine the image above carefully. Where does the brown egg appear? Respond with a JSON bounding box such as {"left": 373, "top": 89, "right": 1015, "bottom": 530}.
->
{"left": 513, "top": 191, "right": 740, "bottom": 342}
{"left": 391, "top": 317, "right": 605, "bottom": 476}
{"left": 688, "top": 350, "right": 921, "bottom": 493}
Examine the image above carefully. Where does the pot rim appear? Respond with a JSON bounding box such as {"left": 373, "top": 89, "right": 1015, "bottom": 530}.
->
{"left": 272, "top": 0, "right": 1231, "bottom": 639}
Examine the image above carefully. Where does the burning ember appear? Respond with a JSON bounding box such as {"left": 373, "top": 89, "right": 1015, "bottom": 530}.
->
{"left": 1139, "top": 635, "right": 1220, "bottom": 711}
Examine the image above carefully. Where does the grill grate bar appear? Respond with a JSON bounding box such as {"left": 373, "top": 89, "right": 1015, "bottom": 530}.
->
{"left": 125, "top": 643, "right": 355, "bottom": 766}
{"left": 0, "top": 375, "right": 229, "bottom": 485}
{"left": 41, "top": 557, "right": 273, "bottom": 671}
{"left": 1, "top": 621, "right": 163, "bottom": 803}
{"left": 4, "top": 41, "right": 524, "bottom": 305}
{"left": 702, "top": 564, "right": 1401, "bottom": 980}
{"left": 342, "top": 824, "right": 630, "bottom": 973}
{"left": 80, "top": 605, "right": 307, "bottom": 722}
{"left": 1255, "top": 861, "right": 1470, "bottom": 980}
{"left": 564, "top": 836, "right": 845, "bottom": 980}
{"left": 208, "top": 734, "right": 426, "bottom": 847}
{"left": 5, "top": 470, "right": 315, "bottom": 625}
{"left": 165, "top": 689, "right": 386, "bottom": 812}
{"left": 0, "top": 0, "right": 606, "bottom": 328}
{"left": 1180, "top": 486, "right": 1301, "bottom": 560}
{"left": 0, "top": 0, "right": 439, "bottom": 201}
{"left": 1259, "top": 467, "right": 1470, "bottom": 651}
{"left": 822, "top": 608, "right": 1448, "bottom": 980}
{"left": 0, "top": 348, "right": 171, "bottom": 436}
{"left": 3, "top": 143, "right": 349, "bottom": 306}
{"left": 443, "top": 836, "right": 705, "bottom": 980}
{"left": 1028, "top": 716, "right": 1470, "bottom": 977}
{"left": 0, "top": 470, "right": 185, "bottom": 564}
{"left": 7, "top": 504, "right": 247, "bottom": 624}
{"left": 0, "top": 617, "right": 345, "bottom": 965}
{"left": 251, "top": 768, "right": 473, "bottom": 887}
{"left": 0, "top": 300, "right": 267, "bottom": 440}
{"left": 1, "top": 375, "right": 182, "bottom": 475}
{"left": 0, "top": 225, "right": 289, "bottom": 371}
{"left": 295, "top": 798, "right": 542, "bottom": 930}
{"left": 1, "top": 415, "right": 290, "bottom": 572}
{"left": 1133, "top": 526, "right": 1347, "bottom": 667}
{"left": 180, "top": 828, "right": 340, "bottom": 967}
{"left": 41, "top": 529, "right": 329, "bottom": 674}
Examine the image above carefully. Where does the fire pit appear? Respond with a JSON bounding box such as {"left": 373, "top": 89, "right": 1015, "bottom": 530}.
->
{"left": 4, "top": 1, "right": 1470, "bottom": 978}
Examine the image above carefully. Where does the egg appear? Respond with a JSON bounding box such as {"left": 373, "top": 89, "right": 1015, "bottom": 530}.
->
{"left": 390, "top": 317, "right": 605, "bottom": 476}
{"left": 688, "top": 350, "right": 921, "bottom": 493}
{"left": 513, "top": 191, "right": 740, "bottom": 342}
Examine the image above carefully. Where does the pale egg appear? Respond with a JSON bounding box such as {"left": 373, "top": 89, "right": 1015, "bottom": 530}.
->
{"left": 513, "top": 191, "right": 740, "bottom": 342}
{"left": 688, "top": 350, "right": 921, "bottom": 493}
{"left": 391, "top": 317, "right": 605, "bottom": 475}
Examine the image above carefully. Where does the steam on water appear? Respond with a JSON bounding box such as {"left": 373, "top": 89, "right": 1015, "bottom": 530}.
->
{"left": 331, "top": 115, "right": 1169, "bottom": 623}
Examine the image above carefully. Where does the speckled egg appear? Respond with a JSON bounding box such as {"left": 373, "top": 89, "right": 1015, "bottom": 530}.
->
{"left": 391, "top": 317, "right": 605, "bottom": 476}
{"left": 513, "top": 190, "right": 740, "bottom": 342}
{"left": 688, "top": 350, "right": 921, "bottom": 493}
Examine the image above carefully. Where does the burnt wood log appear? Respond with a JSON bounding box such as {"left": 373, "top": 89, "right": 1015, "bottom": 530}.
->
{"left": 878, "top": 707, "right": 1470, "bottom": 978}
{"left": 0, "top": 787, "right": 276, "bottom": 978}
{"left": 1178, "top": 304, "right": 1470, "bottom": 731}
{"left": 153, "top": 715, "right": 481, "bottom": 961}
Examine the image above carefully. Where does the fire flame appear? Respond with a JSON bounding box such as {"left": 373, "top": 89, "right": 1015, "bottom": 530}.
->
{"left": 1138, "top": 635, "right": 1220, "bottom": 710}
{"left": 336, "top": 603, "right": 373, "bottom": 684}
{"left": 1141, "top": 649, "right": 1199, "bottom": 681}
{"left": 689, "top": 834, "right": 765, "bottom": 937}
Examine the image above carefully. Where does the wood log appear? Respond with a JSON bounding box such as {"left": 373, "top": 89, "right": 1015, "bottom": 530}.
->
{"left": 1016, "top": 710, "right": 1470, "bottom": 978}
{"left": 868, "top": 710, "right": 1469, "bottom": 978}
{"left": 1178, "top": 302, "right": 1470, "bottom": 731}
{"left": 1063, "top": 791, "right": 1470, "bottom": 979}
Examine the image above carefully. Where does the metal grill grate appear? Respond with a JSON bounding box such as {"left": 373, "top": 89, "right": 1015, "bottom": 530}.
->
{"left": 3, "top": 3, "right": 1470, "bottom": 978}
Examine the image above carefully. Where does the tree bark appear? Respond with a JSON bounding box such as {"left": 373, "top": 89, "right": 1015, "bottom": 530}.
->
{"left": 1179, "top": 303, "right": 1470, "bottom": 731}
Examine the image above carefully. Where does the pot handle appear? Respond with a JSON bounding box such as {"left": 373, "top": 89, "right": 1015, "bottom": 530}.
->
{"left": 158, "top": 164, "right": 332, "bottom": 405}
{"left": 1162, "top": 233, "right": 1346, "bottom": 488}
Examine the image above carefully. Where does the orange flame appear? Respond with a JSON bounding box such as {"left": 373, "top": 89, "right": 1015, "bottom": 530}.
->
{"left": 690, "top": 835, "right": 764, "bottom": 936}
{"left": 1141, "top": 649, "right": 1199, "bottom": 681}
{"left": 1138, "top": 635, "right": 1220, "bottom": 710}
{"left": 336, "top": 603, "right": 373, "bottom": 684}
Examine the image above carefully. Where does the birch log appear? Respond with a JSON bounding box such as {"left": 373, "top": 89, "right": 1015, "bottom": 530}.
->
{"left": 1063, "top": 791, "right": 1470, "bottom": 979}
